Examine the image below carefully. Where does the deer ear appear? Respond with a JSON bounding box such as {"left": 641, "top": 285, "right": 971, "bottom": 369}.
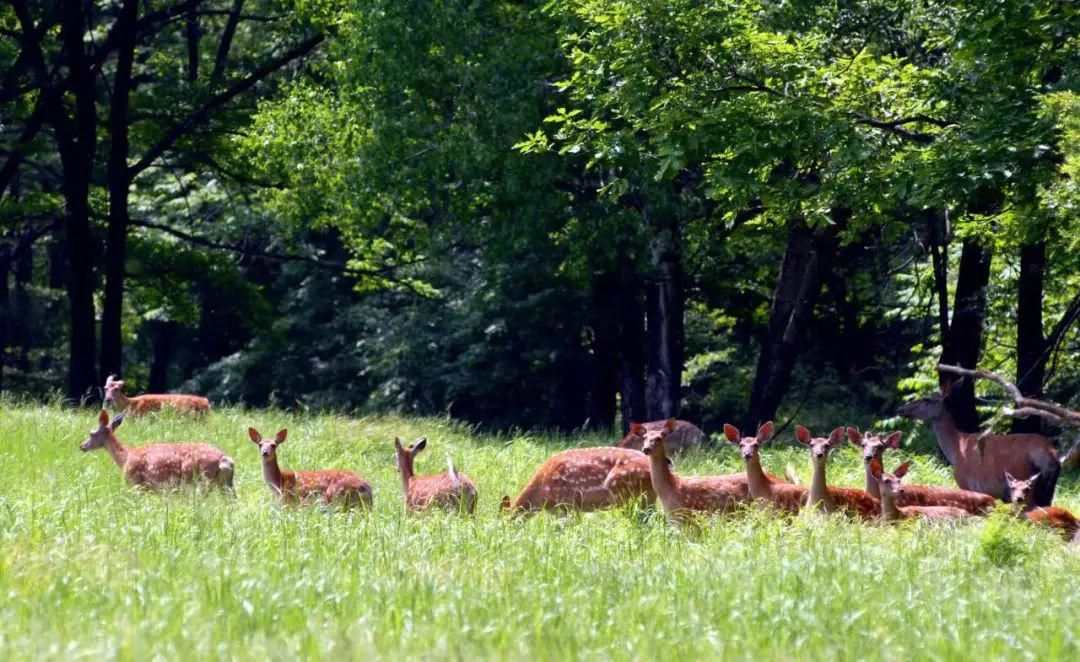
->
{"left": 663, "top": 418, "right": 677, "bottom": 433}
{"left": 665, "top": 457, "right": 673, "bottom": 467}
{"left": 847, "top": 427, "right": 862, "bottom": 446}
{"left": 885, "top": 431, "right": 902, "bottom": 448}
{"left": 795, "top": 426, "right": 811, "bottom": 445}
{"left": 828, "top": 427, "right": 845, "bottom": 446}
{"left": 629, "top": 423, "right": 645, "bottom": 436}
{"left": 1028, "top": 471, "right": 1040, "bottom": 484}
{"left": 274, "top": 429, "right": 288, "bottom": 444}
{"left": 394, "top": 436, "right": 403, "bottom": 452}
{"left": 248, "top": 427, "right": 261, "bottom": 444}
{"left": 110, "top": 414, "right": 124, "bottom": 431}
{"left": 869, "top": 457, "right": 883, "bottom": 479}
{"left": 412, "top": 437, "right": 427, "bottom": 455}
{"left": 1004, "top": 470, "right": 1016, "bottom": 485}
{"left": 757, "top": 421, "right": 774, "bottom": 443}
{"left": 723, "top": 424, "right": 741, "bottom": 444}
{"left": 894, "top": 462, "right": 910, "bottom": 479}
{"left": 98, "top": 410, "right": 110, "bottom": 426}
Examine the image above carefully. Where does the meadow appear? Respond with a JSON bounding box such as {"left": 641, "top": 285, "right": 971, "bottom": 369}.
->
{"left": 1, "top": 402, "right": 1078, "bottom": 661}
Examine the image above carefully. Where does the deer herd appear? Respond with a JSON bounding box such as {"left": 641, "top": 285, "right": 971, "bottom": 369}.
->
{"left": 81, "top": 375, "right": 1077, "bottom": 541}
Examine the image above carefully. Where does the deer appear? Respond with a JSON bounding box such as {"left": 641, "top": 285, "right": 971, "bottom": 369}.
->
{"left": 795, "top": 426, "right": 878, "bottom": 520}
{"left": 617, "top": 419, "right": 706, "bottom": 453}
{"left": 104, "top": 375, "right": 210, "bottom": 417}
{"left": 394, "top": 436, "right": 477, "bottom": 513}
{"left": 870, "top": 459, "right": 973, "bottom": 522}
{"left": 847, "top": 428, "right": 997, "bottom": 514}
{"left": 724, "top": 422, "right": 807, "bottom": 513}
{"left": 898, "top": 380, "right": 1060, "bottom": 505}
{"left": 248, "top": 427, "right": 372, "bottom": 508}
{"left": 1004, "top": 471, "right": 1080, "bottom": 543}
{"left": 80, "top": 410, "right": 234, "bottom": 490}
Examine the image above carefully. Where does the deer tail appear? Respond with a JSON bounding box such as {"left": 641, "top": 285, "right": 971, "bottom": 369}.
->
{"left": 447, "top": 456, "right": 462, "bottom": 490}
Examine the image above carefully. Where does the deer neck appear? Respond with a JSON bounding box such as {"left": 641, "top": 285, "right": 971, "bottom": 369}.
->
{"left": 863, "top": 460, "right": 882, "bottom": 499}
{"left": 647, "top": 444, "right": 681, "bottom": 510}
{"left": 808, "top": 460, "right": 831, "bottom": 507}
{"left": 105, "top": 433, "right": 129, "bottom": 468}
{"left": 745, "top": 454, "right": 771, "bottom": 498}
{"left": 112, "top": 390, "right": 133, "bottom": 410}
{"left": 261, "top": 456, "right": 285, "bottom": 495}
{"left": 398, "top": 458, "right": 413, "bottom": 496}
{"left": 880, "top": 490, "right": 902, "bottom": 521}
{"left": 929, "top": 408, "right": 961, "bottom": 465}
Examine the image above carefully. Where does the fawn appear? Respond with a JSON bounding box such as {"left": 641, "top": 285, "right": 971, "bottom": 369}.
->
{"left": 870, "top": 459, "right": 973, "bottom": 522}
{"left": 81, "top": 410, "right": 233, "bottom": 490}
{"left": 104, "top": 375, "right": 210, "bottom": 417}
{"left": 1004, "top": 471, "right": 1080, "bottom": 543}
{"left": 639, "top": 418, "right": 749, "bottom": 523}
{"left": 847, "top": 428, "right": 996, "bottom": 514}
{"left": 724, "top": 422, "right": 807, "bottom": 512}
{"left": 617, "top": 419, "right": 706, "bottom": 453}
{"left": 394, "top": 436, "right": 477, "bottom": 513}
{"left": 899, "top": 380, "right": 1059, "bottom": 505}
{"left": 248, "top": 427, "right": 372, "bottom": 508}
{"left": 795, "top": 426, "right": 877, "bottom": 520}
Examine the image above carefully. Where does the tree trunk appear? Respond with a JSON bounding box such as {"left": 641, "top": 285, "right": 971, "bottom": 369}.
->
{"left": 644, "top": 216, "right": 683, "bottom": 420}
{"left": 148, "top": 321, "right": 179, "bottom": 392}
{"left": 586, "top": 273, "right": 620, "bottom": 431}
{"left": 940, "top": 238, "right": 993, "bottom": 432}
{"left": 926, "top": 210, "right": 951, "bottom": 350}
{"left": 100, "top": 0, "right": 139, "bottom": 380}
{"left": 186, "top": 7, "right": 199, "bottom": 82}
{"left": 12, "top": 231, "right": 32, "bottom": 370}
{"left": 617, "top": 259, "right": 647, "bottom": 432}
{"left": 0, "top": 245, "right": 9, "bottom": 391}
{"left": 1014, "top": 241, "right": 1046, "bottom": 433}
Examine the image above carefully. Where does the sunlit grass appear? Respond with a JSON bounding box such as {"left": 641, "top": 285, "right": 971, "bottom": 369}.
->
{"left": 0, "top": 403, "right": 1077, "bottom": 659}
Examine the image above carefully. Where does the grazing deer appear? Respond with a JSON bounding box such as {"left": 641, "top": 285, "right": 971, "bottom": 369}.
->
{"left": 80, "top": 410, "right": 233, "bottom": 490}
{"left": 617, "top": 419, "right": 706, "bottom": 453}
{"left": 795, "top": 426, "right": 878, "bottom": 520}
{"left": 1004, "top": 471, "right": 1080, "bottom": 542}
{"left": 847, "top": 428, "right": 997, "bottom": 514}
{"left": 639, "top": 419, "right": 750, "bottom": 523}
{"left": 870, "top": 459, "right": 973, "bottom": 522}
{"left": 248, "top": 427, "right": 372, "bottom": 508}
{"left": 104, "top": 375, "right": 210, "bottom": 417}
{"left": 394, "top": 436, "right": 477, "bottom": 513}
{"left": 898, "top": 381, "right": 1060, "bottom": 505}
{"left": 724, "top": 422, "right": 807, "bottom": 513}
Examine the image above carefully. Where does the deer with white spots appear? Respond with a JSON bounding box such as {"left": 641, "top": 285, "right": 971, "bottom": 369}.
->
{"left": 1004, "top": 471, "right": 1080, "bottom": 543}
{"left": 80, "top": 410, "right": 233, "bottom": 490}
{"left": 104, "top": 375, "right": 210, "bottom": 417}
{"left": 795, "top": 426, "right": 877, "bottom": 520}
{"left": 870, "top": 459, "right": 973, "bottom": 522}
{"left": 724, "top": 422, "right": 807, "bottom": 513}
{"left": 249, "top": 427, "right": 372, "bottom": 508}
{"left": 394, "top": 436, "right": 477, "bottom": 513}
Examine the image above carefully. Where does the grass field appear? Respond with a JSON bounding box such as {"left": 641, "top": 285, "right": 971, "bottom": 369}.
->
{"left": 1, "top": 402, "right": 1078, "bottom": 660}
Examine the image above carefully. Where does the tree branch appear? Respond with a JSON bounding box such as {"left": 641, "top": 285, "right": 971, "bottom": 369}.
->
{"left": 936, "top": 363, "right": 1080, "bottom": 426}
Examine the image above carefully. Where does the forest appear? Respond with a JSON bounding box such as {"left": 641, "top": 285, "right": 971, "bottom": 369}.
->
{"left": 2, "top": 0, "right": 1079, "bottom": 437}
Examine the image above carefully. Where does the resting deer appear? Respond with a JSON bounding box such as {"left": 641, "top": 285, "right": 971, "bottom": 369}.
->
{"left": 394, "top": 437, "right": 477, "bottom": 513}
{"left": 1004, "top": 471, "right": 1080, "bottom": 543}
{"left": 639, "top": 419, "right": 750, "bottom": 523}
{"left": 847, "top": 428, "right": 997, "bottom": 514}
{"left": 81, "top": 410, "right": 233, "bottom": 490}
{"left": 248, "top": 427, "right": 372, "bottom": 508}
{"left": 724, "top": 422, "right": 807, "bottom": 512}
{"left": 795, "top": 426, "right": 877, "bottom": 520}
{"left": 617, "top": 419, "right": 706, "bottom": 453}
{"left": 870, "top": 459, "right": 973, "bottom": 522}
{"left": 898, "top": 381, "right": 1060, "bottom": 505}
{"left": 104, "top": 375, "right": 210, "bottom": 417}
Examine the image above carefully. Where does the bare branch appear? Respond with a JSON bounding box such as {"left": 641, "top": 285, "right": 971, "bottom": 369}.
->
{"left": 936, "top": 363, "right": 1080, "bottom": 427}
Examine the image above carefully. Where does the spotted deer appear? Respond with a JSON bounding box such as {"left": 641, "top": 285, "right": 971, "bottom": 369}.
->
{"left": 80, "top": 410, "right": 233, "bottom": 490}
{"left": 1004, "top": 471, "right": 1080, "bottom": 543}
{"left": 724, "top": 422, "right": 807, "bottom": 513}
{"left": 104, "top": 375, "right": 210, "bottom": 417}
{"left": 248, "top": 427, "right": 372, "bottom": 508}
{"left": 638, "top": 419, "right": 751, "bottom": 523}
{"left": 870, "top": 459, "right": 973, "bottom": 522}
{"left": 795, "top": 426, "right": 877, "bottom": 520}
{"left": 617, "top": 419, "right": 706, "bottom": 453}
{"left": 394, "top": 436, "right": 477, "bottom": 513}
{"left": 847, "top": 428, "right": 997, "bottom": 514}
{"left": 898, "top": 381, "right": 1060, "bottom": 505}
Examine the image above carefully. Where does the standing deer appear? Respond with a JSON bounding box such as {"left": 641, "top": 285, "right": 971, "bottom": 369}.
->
{"left": 795, "top": 426, "right": 877, "bottom": 520}
{"left": 104, "top": 375, "right": 210, "bottom": 417}
{"left": 724, "top": 422, "right": 807, "bottom": 513}
{"left": 80, "top": 410, "right": 233, "bottom": 490}
{"left": 394, "top": 436, "right": 477, "bottom": 513}
{"left": 898, "top": 381, "right": 1060, "bottom": 505}
{"left": 1004, "top": 471, "right": 1080, "bottom": 543}
{"left": 870, "top": 459, "right": 973, "bottom": 522}
{"left": 847, "top": 428, "right": 997, "bottom": 514}
{"left": 617, "top": 419, "right": 706, "bottom": 453}
{"left": 248, "top": 427, "right": 372, "bottom": 508}
{"left": 639, "top": 419, "right": 750, "bottom": 523}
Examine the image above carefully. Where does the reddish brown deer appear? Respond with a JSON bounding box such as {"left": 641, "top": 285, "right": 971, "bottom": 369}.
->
{"left": 394, "top": 436, "right": 477, "bottom": 513}
{"left": 80, "top": 410, "right": 233, "bottom": 490}
{"left": 724, "top": 422, "right": 807, "bottom": 512}
{"left": 898, "top": 382, "right": 1060, "bottom": 505}
{"left": 795, "top": 426, "right": 877, "bottom": 520}
{"left": 1004, "top": 471, "right": 1080, "bottom": 543}
{"left": 248, "top": 427, "right": 372, "bottom": 508}
{"left": 639, "top": 419, "right": 750, "bottom": 523}
{"left": 617, "top": 419, "right": 706, "bottom": 453}
{"left": 104, "top": 375, "right": 210, "bottom": 417}
{"left": 870, "top": 459, "right": 973, "bottom": 522}
{"left": 847, "top": 428, "right": 997, "bottom": 514}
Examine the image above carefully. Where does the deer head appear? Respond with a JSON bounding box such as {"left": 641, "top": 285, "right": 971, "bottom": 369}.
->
{"left": 898, "top": 379, "right": 966, "bottom": 421}
{"left": 394, "top": 436, "right": 427, "bottom": 477}
{"left": 869, "top": 458, "right": 911, "bottom": 498}
{"left": 723, "top": 421, "right": 775, "bottom": 460}
{"left": 796, "top": 426, "right": 845, "bottom": 464}
{"left": 639, "top": 420, "right": 676, "bottom": 457}
{"left": 1004, "top": 471, "right": 1041, "bottom": 508}
{"left": 248, "top": 427, "right": 288, "bottom": 458}
{"left": 846, "top": 428, "right": 902, "bottom": 464}
{"left": 103, "top": 375, "right": 124, "bottom": 403}
{"left": 81, "top": 410, "right": 123, "bottom": 451}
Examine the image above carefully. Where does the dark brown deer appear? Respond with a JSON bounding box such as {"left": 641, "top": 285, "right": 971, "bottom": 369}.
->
{"left": 617, "top": 419, "right": 706, "bottom": 453}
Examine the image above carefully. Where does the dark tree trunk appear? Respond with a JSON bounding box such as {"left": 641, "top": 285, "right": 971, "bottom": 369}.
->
{"left": 148, "top": 321, "right": 179, "bottom": 392}
{"left": 586, "top": 273, "right": 620, "bottom": 431}
{"left": 617, "top": 259, "right": 647, "bottom": 432}
{"left": 212, "top": 0, "right": 245, "bottom": 84}
{"left": 644, "top": 216, "right": 683, "bottom": 420}
{"left": 186, "top": 8, "right": 199, "bottom": 82}
{"left": 940, "top": 238, "right": 993, "bottom": 432}
{"left": 1014, "top": 241, "right": 1046, "bottom": 433}
{"left": 12, "top": 232, "right": 32, "bottom": 370}
{"left": 100, "top": 0, "right": 139, "bottom": 380}
{"left": 926, "top": 210, "right": 951, "bottom": 350}
{"left": 0, "top": 245, "right": 9, "bottom": 391}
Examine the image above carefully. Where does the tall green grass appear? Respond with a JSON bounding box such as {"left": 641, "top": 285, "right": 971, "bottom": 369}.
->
{"left": 0, "top": 403, "right": 1077, "bottom": 660}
